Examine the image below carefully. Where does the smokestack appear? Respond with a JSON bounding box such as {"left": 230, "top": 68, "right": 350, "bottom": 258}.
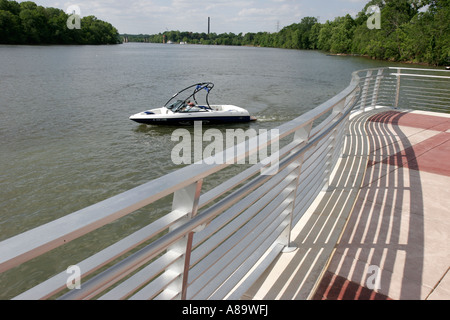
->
{"left": 208, "top": 17, "right": 210, "bottom": 35}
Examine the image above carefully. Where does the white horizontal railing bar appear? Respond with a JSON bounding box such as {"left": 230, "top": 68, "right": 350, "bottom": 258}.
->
{"left": 404, "top": 95, "right": 450, "bottom": 103}
{"left": 402, "top": 85, "right": 450, "bottom": 92}
{"left": 197, "top": 137, "right": 309, "bottom": 211}
{"left": 129, "top": 270, "right": 180, "bottom": 301}
{"left": 155, "top": 282, "right": 181, "bottom": 300}
{"left": 210, "top": 226, "right": 289, "bottom": 300}
{"left": 193, "top": 161, "right": 300, "bottom": 248}
{"left": 14, "top": 209, "right": 187, "bottom": 300}
{"left": 192, "top": 190, "right": 294, "bottom": 282}
{"left": 389, "top": 67, "right": 450, "bottom": 73}
{"left": 299, "top": 145, "right": 334, "bottom": 187}
{"left": 394, "top": 73, "right": 450, "bottom": 79}
{"left": 225, "top": 243, "right": 285, "bottom": 300}
{"left": 206, "top": 216, "right": 290, "bottom": 300}
{"left": 191, "top": 166, "right": 298, "bottom": 259}
{"left": 403, "top": 87, "right": 450, "bottom": 94}
{"left": 189, "top": 177, "right": 296, "bottom": 277}
{"left": 293, "top": 164, "right": 331, "bottom": 216}
{"left": 98, "top": 250, "right": 182, "bottom": 300}
{"left": 295, "top": 147, "right": 329, "bottom": 186}
{"left": 198, "top": 165, "right": 263, "bottom": 209}
{"left": 189, "top": 211, "right": 290, "bottom": 300}
{"left": 296, "top": 158, "right": 330, "bottom": 196}
{"left": 405, "top": 92, "right": 450, "bottom": 97}
{"left": 193, "top": 180, "right": 296, "bottom": 269}
{"left": 189, "top": 207, "right": 291, "bottom": 299}
{"left": 402, "top": 80, "right": 450, "bottom": 86}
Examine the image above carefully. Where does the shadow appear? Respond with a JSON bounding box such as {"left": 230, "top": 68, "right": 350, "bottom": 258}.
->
{"left": 313, "top": 110, "right": 425, "bottom": 300}
{"left": 245, "top": 109, "right": 429, "bottom": 300}
{"left": 244, "top": 110, "right": 382, "bottom": 300}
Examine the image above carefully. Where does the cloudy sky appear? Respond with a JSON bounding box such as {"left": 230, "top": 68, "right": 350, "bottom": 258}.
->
{"left": 26, "top": 0, "right": 369, "bottom": 34}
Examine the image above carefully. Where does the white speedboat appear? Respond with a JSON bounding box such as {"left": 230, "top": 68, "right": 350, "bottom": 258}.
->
{"left": 129, "top": 82, "right": 256, "bottom": 125}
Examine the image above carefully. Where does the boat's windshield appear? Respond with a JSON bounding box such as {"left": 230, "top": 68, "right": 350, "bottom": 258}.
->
{"left": 164, "top": 82, "right": 214, "bottom": 110}
{"left": 167, "top": 100, "right": 184, "bottom": 111}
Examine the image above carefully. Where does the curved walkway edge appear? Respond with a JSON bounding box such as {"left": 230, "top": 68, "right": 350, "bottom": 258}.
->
{"left": 244, "top": 108, "right": 450, "bottom": 300}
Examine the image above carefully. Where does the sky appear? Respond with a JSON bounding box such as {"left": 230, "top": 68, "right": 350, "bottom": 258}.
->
{"left": 23, "top": 0, "right": 370, "bottom": 35}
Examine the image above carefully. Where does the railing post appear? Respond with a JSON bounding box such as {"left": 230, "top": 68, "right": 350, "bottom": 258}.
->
{"left": 321, "top": 98, "right": 347, "bottom": 192}
{"left": 280, "top": 123, "right": 313, "bottom": 253}
{"left": 371, "top": 69, "right": 384, "bottom": 108}
{"left": 164, "top": 180, "right": 203, "bottom": 300}
{"left": 338, "top": 88, "right": 360, "bottom": 161}
{"left": 360, "top": 70, "right": 373, "bottom": 112}
{"left": 395, "top": 68, "right": 401, "bottom": 109}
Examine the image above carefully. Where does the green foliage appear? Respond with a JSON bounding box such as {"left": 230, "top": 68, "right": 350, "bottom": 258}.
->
{"left": 351, "top": 0, "right": 449, "bottom": 65}
{"left": 0, "top": 0, "right": 120, "bottom": 45}
{"left": 125, "top": 0, "right": 448, "bottom": 66}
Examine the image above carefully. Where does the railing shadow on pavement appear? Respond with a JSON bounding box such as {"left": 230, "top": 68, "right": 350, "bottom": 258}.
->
{"left": 311, "top": 110, "right": 425, "bottom": 300}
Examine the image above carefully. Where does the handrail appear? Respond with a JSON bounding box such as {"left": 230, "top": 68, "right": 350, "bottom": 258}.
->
{"left": 1, "top": 67, "right": 447, "bottom": 300}
{"left": 388, "top": 67, "right": 450, "bottom": 111}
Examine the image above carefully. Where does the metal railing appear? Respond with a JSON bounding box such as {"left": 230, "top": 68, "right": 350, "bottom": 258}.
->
{"left": 355, "top": 67, "right": 450, "bottom": 112}
{"left": 0, "top": 67, "right": 448, "bottom": 300}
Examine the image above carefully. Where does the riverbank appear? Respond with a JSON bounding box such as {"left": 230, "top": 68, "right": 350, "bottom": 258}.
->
{"left": 325, "top": 52, "right": 449, "bottom": 68}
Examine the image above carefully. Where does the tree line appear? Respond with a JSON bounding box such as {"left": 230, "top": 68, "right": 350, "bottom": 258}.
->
{"left": 123, "top": 0, "right": 449, "bottom": 66}
{"left": 0, "top": 0, "right": 121, "bottom": 45}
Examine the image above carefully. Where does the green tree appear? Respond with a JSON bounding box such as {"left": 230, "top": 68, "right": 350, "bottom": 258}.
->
{"left": 317, "top": 20, "right": 334, "bottom": 51}
{"left": 80, "top": 16, "right": 120, "bottom": 45}
{"left": 309, "top": 23, "right": 322, "bottom": 49}
{"left": 330, "top": 15, "right": 356, "bottom": 53}
{"left": 0, "top": 9, "right": 21, "bottom": 43}
{"left": 0, "top": 0, "right": 120, "bottom": 45}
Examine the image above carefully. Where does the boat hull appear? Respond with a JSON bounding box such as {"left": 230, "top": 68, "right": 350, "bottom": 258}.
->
{"left": 130, "top": 104, "right": 256, "bottom": 126}
{"left": 130, "top": 115, "right": 254, "bottom": 125}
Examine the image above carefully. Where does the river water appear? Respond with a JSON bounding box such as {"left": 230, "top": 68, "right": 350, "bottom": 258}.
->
{"left": 0, "top": 43, "right": 399, "bottom": 298}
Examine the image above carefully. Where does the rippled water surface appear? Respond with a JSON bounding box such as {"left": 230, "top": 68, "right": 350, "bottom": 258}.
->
{"left": 0, "top": 43, "right": 397, "bottom": 298}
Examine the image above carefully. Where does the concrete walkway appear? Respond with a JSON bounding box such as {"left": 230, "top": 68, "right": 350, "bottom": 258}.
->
{"left": 245, "top": 109, "right": 450, "bottom": 300}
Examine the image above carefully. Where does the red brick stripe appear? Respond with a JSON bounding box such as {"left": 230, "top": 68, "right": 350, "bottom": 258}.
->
{"left": 369, "top": 111, "right": 450, "bottom": 132}
{"left": 312, "top": 272, "right": 392, "bottom": 300}
{"left": 382, "top": 132, "right": 450, "bottom": 176}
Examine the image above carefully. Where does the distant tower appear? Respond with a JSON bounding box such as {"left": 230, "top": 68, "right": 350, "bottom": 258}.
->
{"left": 208, "top": 17, "right": 211, "bottom": 35}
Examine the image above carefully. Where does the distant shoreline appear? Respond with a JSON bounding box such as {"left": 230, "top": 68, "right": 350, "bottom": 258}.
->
{"left": 118, "top": 41, "right": 448, "bottom": 68}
